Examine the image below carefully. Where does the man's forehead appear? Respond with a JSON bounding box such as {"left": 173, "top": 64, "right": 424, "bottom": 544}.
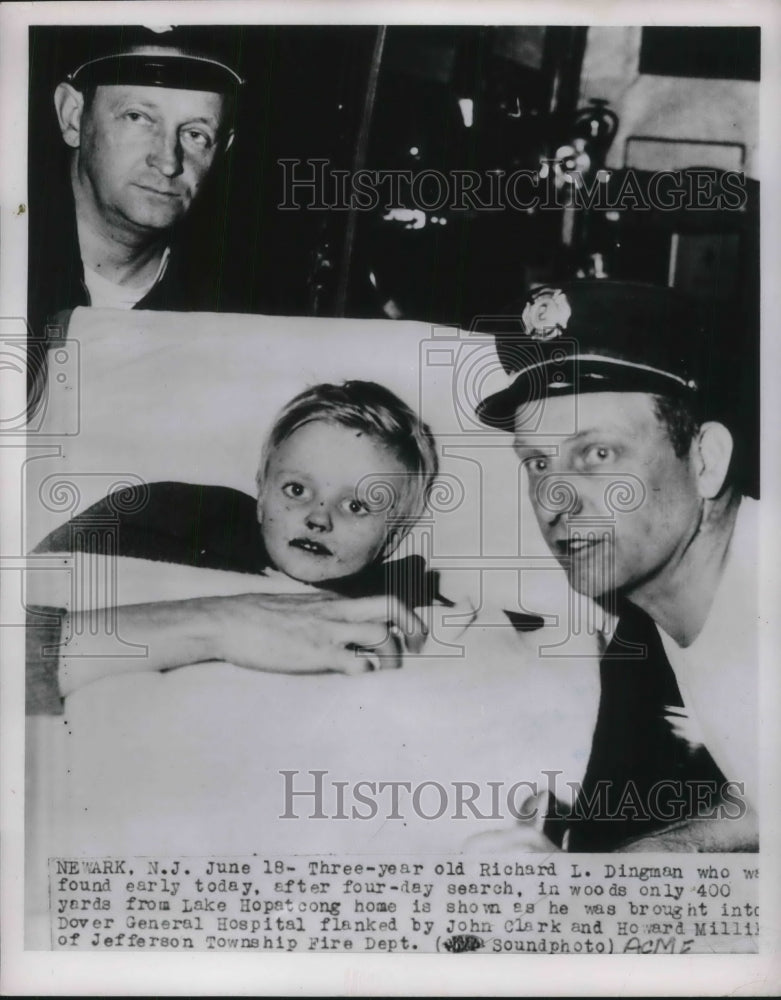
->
{"left": 513, "top": 391, "right": 659, "bottom": 443}
{"left": 93, "top": 84, "right": 225, "bottom": 119}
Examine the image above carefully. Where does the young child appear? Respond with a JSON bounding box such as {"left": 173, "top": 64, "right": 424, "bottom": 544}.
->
{"left": 253, "top": 380, "right": 439, "bottom": 601}
{"left": 33, "top": 381, "right": 444, "bottom": 668}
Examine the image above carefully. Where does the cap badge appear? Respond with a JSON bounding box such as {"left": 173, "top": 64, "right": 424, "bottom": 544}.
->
{"left": 521, "top": 287, "right": 572, "bottom": 340}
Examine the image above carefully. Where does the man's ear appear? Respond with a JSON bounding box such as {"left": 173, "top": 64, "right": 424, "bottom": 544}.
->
{"left": 53, "top": 82, "right": 85, "bottom": 149}
{"left": 255, "top": 493, "right": 263, "bottom": 524}
{"left": 693, "top": 421, "right": 733, "bottom": 499}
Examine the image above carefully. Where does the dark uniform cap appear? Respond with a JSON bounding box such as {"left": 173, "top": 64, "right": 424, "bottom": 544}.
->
{"left": 64, "top": 25, "right": 244, "bottom": 93}
{"left": 476, "top": 281, "right": 708, "bottom": 431}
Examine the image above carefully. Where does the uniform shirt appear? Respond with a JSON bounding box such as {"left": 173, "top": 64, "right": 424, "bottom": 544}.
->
{"left": 658, "top": 497, "right": 758, "bottom": 809}
{"left": 560, "top": 599, "right": 726, "bottom": 853}
{"left": 82, "top": 248, "right": 171, "bottom": 309}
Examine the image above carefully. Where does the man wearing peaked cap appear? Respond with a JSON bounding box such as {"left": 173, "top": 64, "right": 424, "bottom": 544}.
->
{"left": 29, "top": 25, "right": 243, "bottom": 359}
{"left": 477, "top": 280, "right": 758, "bottom": 852}
{"left": 63, "top": 26, "right": 244, "bottom": 94}
{"left": 478, "top": 281, "right": 716, "bottom": 423}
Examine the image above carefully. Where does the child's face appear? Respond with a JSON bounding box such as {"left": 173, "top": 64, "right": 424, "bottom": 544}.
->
{"left": 257, "top": 420, "right": 408, "bottom": 584}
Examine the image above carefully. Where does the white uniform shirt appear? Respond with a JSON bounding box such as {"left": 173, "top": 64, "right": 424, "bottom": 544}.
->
{"left": 658, "top": 498, "right": 758, "bottom": 809}
{"left": 82, "top": 248, "right": 171, "bottom": 309}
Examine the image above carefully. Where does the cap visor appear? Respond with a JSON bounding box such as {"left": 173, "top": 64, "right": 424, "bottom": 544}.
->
{"left": 477, "top": 357, "right": 695, "bottom": 430}
{"left": 70, "top": 53, "right": 242, "bottom": 92}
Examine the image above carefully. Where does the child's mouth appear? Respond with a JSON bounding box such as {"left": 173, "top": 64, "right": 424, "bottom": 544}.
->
{"left": 289, "top": 537, "right": 333, "bottom": 557}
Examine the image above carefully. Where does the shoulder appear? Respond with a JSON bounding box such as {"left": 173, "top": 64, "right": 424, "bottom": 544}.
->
{"left": 34, "top": 482, "right": 267, "bottom": 573}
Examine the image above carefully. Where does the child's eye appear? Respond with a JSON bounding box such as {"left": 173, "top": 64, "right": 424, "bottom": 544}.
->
{"left": 344, "top": 498, "right": 370, "bottom": 516}
{"left": 282, "top": 481, "right": 310, "bottom": 500}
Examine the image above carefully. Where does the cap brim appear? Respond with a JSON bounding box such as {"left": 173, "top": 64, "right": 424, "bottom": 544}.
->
{"left": 477, "top": 356, "right": 697, "bottom": 430}
{"left": 69, "top": 53, "right": 243, "bottom": 92}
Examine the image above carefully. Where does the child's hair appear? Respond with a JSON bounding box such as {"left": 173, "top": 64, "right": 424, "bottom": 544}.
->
{"left": 256, "top": 381, "right": 439, "bottom": 556}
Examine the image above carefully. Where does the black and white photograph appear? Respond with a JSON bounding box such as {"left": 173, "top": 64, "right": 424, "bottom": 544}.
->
{"left": 2, "top": 1, "right": 779, "bottom": 995}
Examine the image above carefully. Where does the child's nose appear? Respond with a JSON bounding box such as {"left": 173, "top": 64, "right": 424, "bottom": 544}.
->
{"left": 305, "top": 504, "right": 332, "bottom": 532}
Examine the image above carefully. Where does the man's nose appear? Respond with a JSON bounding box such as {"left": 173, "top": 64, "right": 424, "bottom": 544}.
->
{"left": 536, "top": 474, "right": 584, "bottom": 525}
{"left": 147, "top": 129, "right": 184, "bottom": 177}
{"left": 305, "top": 504, "right": 333, "bottom": 532}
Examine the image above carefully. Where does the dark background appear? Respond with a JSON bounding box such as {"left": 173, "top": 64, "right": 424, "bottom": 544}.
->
{"left": 639, "top": 26, "right": 760, "bottom": 81}
{"left": 29, "top": 25, "right": 592, "bottom": 322}
{"left": 28, "top": 24, "right": 760, "bottom": 322}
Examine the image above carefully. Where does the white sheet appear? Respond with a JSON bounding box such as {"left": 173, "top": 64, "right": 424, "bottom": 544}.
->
{"left": 30, "top": 555, "right": 599, "bottom": 856}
